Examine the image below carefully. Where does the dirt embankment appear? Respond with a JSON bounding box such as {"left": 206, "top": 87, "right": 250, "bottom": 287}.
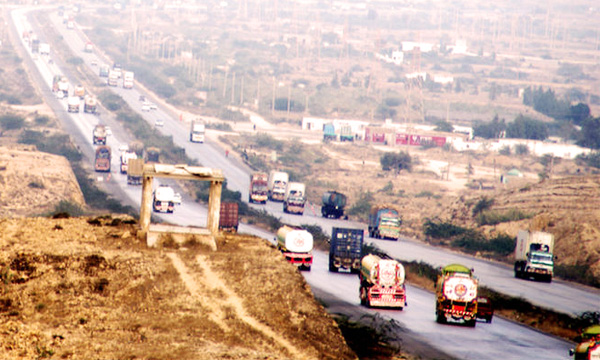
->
{"left": 0, "top": 216, "right": 356, "bottom": 359}
{"left": 0, "top": 146, "right": 84, "bottom": 217}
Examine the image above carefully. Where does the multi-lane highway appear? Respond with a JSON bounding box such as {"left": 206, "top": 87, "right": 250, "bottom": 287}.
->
{"left": 9, "top": 6, "right": 594, "bottom": 359}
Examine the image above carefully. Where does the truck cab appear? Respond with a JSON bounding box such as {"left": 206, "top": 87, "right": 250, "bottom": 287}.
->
{"left": 153, "top": 185, "right": 175, "bottom": 213}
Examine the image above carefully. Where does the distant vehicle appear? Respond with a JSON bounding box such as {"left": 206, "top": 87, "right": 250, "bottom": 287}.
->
{"left": 154, "top": 119, "right": 164, "bottom": 127}
{"left": 146, "top": 147, "right": 160, "bottom": 163}
{"left": 268, "top": 171, "right": 289, "bottom": 201}
{"left": 514, "top": 230, "right": 555, "bottom": 282}
{"left": 173, "top": 193, "right": 182, "bottom": 205}
{"left": 189, "top": 119, "right": 206, "bottom": 143}
{"left": 73, "top": 84, "right": 85, "bottom": 99}
{"left": 105, "top": 126, "right": 112, "bottom": 136}
{"left": 219, "top": 202, "right": 239, "bottom": 233}
{"left": 359, "top": 254, "right": 406, "bottom": 309}
{"left": 249, "top": 172, "right": 268, "bottom": 203}
{"left": 329, "top": 227, "right": 363, "bottom": 273}
{"left": 123, "top": 71, "right": 134, "bottom": 89}
{"left": 92, "top": 125, "right": 107, "bottom": 145}
{"left": 84, "top": 41, "right": 93, "bottom": 53}
{"left": 118, "top": 144, "right": 129, "bottom": 152}
{"left": 139, "top": 95, "right": 146, "bottom": 102}
{"left": 321, "top": 190, "right": 347, "bottom": 219}
{"left": 127, "top": 158, "right": 143, "bottom": 185}
{"left": 368, "top": 204, "right": 401, "bottom": 240}
{"left": 476, "top": 296, "right": 494, "bottom": 323}
{"left": 141, "top": 103, "right": 150, "bottom": 112}
{"left": 107, "top": 70, "right": 119, "bottom": 86}
{"left": 90, "top": 59, "right": 97, "bottom": 66}
{"left": 94, "top": 145, "right": 111, "bottom": 172}
{"left": 67, "top": 96, "right": 80, "bottom": 113}
{"left": 99, "top": 65, "right": 109, "bottom": 77}
{"left": 153, "top": 185, "right": 175, "bottom": 213}
{"left": 148, "top": 102, "right": 157, "bottom": 110}
{"left": 435, "top": 264, "right": 478, "bottom": 327}
{"left": 283, "top": 182, "right": 306, "bottom": 215}
{"left": 83, "top": 95, "right": 97, "bottom": 114}
{"left": 276, "top": 225, "right": 313, "bottom": 271}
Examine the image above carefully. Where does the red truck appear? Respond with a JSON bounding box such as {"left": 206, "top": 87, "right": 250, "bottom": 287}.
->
{"left": 219, "top": 202, "right": 239, "bottom": 233}
{"left": 94, "top": 146, "right": 111, "bottom": 172}
{"left": 249, "top": 172, "right": 268, "bottom": 204}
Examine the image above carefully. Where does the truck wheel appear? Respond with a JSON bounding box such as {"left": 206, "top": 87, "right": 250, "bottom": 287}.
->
{"left": 486, "top": 316, "right": 493, "bottom": 324}
{"left": 360, "top": 287, "right": 368, "bottom": 307}
{"left": 436, "top": 312, "right": 446, "bottom": 324}
{"left": 466, "top": 319, "right": 477, "bottom": 327}
{"left": 329, "top": 262, "right": 338, "bottom": 272}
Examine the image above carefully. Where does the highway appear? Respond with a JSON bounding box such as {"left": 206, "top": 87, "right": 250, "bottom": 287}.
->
{"left": 9, "top": 6, "right": 587, "bottom": 359}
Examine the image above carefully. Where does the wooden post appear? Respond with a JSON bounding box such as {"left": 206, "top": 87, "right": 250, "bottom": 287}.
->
{"left": 140, "top": 175, "right": 154, "bottom": 232}
{"left": 206, "top": 180, "right": 223, "bottom": 235}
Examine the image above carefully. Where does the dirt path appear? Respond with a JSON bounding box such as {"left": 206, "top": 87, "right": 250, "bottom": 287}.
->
{"left": 167, "top": 252, "right": 306, "bottom": 359}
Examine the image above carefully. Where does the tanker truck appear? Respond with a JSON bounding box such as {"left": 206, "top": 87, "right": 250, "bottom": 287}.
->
{"left": 276, "top": 225, "right": 313, "bottom": 271}
{"left": 570, "top": 325, "right": 600, "bottom": 360}
{"left": 514, "top": 230, "right": 555, "bottom": 282}
{"left": 321, "top": 190, "right": 347, "bottom": 219}
{"left": 368, "top": 204, "right": 402, "bottom": 240}
{"left": 358, "top": 254, "right": 406, "bottom": 309}
{"left": 83, "top": 95, "right": 97, "bottom": 114}
{"left": 435, "top": 264, "right": 478, "bottom": 327}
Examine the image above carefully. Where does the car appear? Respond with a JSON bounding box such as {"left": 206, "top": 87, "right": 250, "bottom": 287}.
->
{"left": 90, "top": 59, "right": 97, "bottom": 66}
{"left": 141, "top": 104, "right": 150, "bottom": 112}
{"left": 476, "top": 296, "right": 494, "bottom": 323}
{"left": 154, "top": 119, "right": 164, "bottom": 127}
{"left": 105, "top": 126, "right": 112, "bottom": 136}
{"left": 173, "top": 193, "right": 182, "bottom": 205}
{"left": 148, "top": 102, "right": 157, "bottom": 110}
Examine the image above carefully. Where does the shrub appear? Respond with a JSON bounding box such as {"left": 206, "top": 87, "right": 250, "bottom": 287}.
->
{"left": 476, "top": 208, "right": 533, "bottom": 226}
{"left": 0, "top": 114, "right": 25, "bottom": 130}
{"left": 347, "top": 191, "right": 374, "bottom": 219}
{"left": 472, "top": 197, "right": 494, "bottom": 216}
{"left": 423, "top": 218, "right": 468, "bottom": 239}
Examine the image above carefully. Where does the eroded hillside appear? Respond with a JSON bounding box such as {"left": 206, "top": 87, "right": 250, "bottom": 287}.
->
{"left": 0, "top": 216, "right": 356, "bottom": 359}
{"left": 447, "top": 175, "right": 600, "bottom": 282}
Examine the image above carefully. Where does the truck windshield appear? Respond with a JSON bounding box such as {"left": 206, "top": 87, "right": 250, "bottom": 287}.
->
{"left": 530, "top": 252, "right": 553, "bottom": 264}
{"left": 381, "top": 217, "right": 400, "bottom": 226}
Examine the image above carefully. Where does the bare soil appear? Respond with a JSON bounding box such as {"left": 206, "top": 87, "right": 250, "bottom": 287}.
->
{"left": 0, "top": 216, "right": 356, "bottom": 359}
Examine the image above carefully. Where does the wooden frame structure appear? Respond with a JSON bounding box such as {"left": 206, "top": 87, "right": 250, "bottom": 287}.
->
{"left": 139, "top": 163, "right": 224, "bottom": 236}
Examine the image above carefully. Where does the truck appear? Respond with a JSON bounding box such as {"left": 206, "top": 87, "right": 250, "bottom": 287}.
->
{"left": 321, "top": 190, "right": 347, "bottom": 219}
{"left": 153, "top": 185, "right": 175, "bottom": 213}
{"left": 276, "top": 225, "right": 313, "bottom": 271}
{"left": 92, "top": 125, "right": 107, "bottom": 145}
{"left": 339, "top": 124, "right": 354, "bottom": 142}
{"left": 329, "top": 227, "right": 363, "bottom": 273}
{"left": 73, "top": 85, "right": 85, "bottom": 99}
{"left": 219, "top": 202, "right": 239, "bottom": 233}
{"left": 283, "top": 182, "right": 306, "bottom": 215}
{"left": 57, "top": 77, "right": 69, "bottom": 98}
{"left": 435, "top": 264, "right": 478, "bottom": 327}
{"left": 107, "top": 70, "right": 119, "bottom": 86}
{"left": 323, "top": 123, "right": 336, "bottom": 141}
{"left": 127, "top": 158, "right": 144, "bottom": 185}
{"left": 31, "top": 38, "right": 40, "bottom": 53}
{"left": 189, "top": 120, "right": 206, "bottom": 143}
{"left": 358, "top": 254, "right": 406, "bottom": 309}
{"left": 123, "top": 71, "right": 134, "bottom": 89}
{"left": 99, "top": 65, "right": 110, "bottom": 78}
{"left": 514, "top": 230, "right": 555, "bottom": 282}
{"left": 94, "top": 145, "right": 111, "bottom": 172}
{"left": 67, "top": 96, "right": 80, "bottom": 113}
{"left": 146, "top": 147, "right": 160, "bottom": 163}
{"left": 83, "top": 95, "right": 97, "bottom": 114}
{"left": 570, "top": 325, "right": 600, "bottom": 360}
{"left": 84, "top": 41, "right": 93, "bottom": 53}
{"left": 129, "top": 141, "right": 145, "bottom": 159}
{"left": 267, "top": 170, "right": 288, "bottom": 201}
{"left": 368, "top": 204, "right": 401, "bottom": 240}
{"left": 39, "top": 43, "right": 50, "bottom": 55}
{"left": 249, "top": 172, "right": 268, "bottom": 204}
{"left": 120, "top": 151, "right": 138, "bottom": 174}
{"left": 52, "top": 75, "right": 62, "bottom": 92}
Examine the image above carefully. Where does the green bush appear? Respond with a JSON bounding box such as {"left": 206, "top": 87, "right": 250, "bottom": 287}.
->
{"left": 423, "top": 218, "right": 468, "bottom": 239}
{"left": 472, "top": 197, "right": 494, "bottom": 216}
{"left": 451, "top": 232, "right": 515, "bottom": 257}
{"left": 0, "top": 114, "right": 25, "bottom": 130}
{"left": 66, "top": 57, "right": 84, "bottom": 65}
{"left": 476, "top": 208, "right": 533, "bottom": 226}
{"left": 347, "top": 191, "right": 373, "bottom": 219}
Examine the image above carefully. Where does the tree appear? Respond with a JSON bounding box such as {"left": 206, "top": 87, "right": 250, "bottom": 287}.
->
{"left": 570, "top": 103, "right": 591, "bottom": 125}
{"left": 506, "top": 114, "right": 548, "bottom": 140}
{"left": 435, "top": 120, "right": 454, "bottom": 132}
{"left": 380, "top": 151, "right": 412, "bottom": 173}
{"left": 577, "top": 117, "right": 600, "bottom": 149}
{"left": 473, "top": 115, "right": 506, "bottom": 139}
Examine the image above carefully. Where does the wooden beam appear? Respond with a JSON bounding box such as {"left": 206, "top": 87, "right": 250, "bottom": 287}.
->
{"left": 207, "top": 180, "right": 223, "bottom": 235}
